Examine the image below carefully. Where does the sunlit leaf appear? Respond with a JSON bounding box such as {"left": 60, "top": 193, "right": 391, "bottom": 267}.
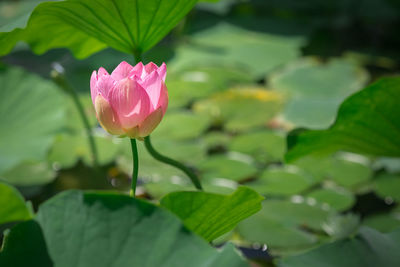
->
{"left": 166, "top": 66, "right": 253, "bottom": 109}
{"left": 0, "top": 182, "right": 31, "bottom": 225}
{"left": 194, "top": 87, "right": 282, "bottom": 132}
{"left": 161, "top": 187, "right": 263, "bottom": 241}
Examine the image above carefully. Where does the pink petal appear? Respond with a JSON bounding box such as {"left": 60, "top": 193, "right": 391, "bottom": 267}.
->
{"left": 139, "top": 70, "right": 163, "bottom": 111}
{"left": 144, "top": 62, "right": 158, "bottom": 75}
{"left": 111, "top": 61, "right": 134, "bottom": 81}
{"left": 90, "top": 70, "right": 98, "bottom": 106}
{"left": 157, "top": 83, "right": 168, "bottom": 114}
{"left": 98, "top": 67, "right": 109, "bottom": 76}
{"left": 96, "top": 73, "right": 116, "bottom": 100}
{"left": 94, "top": 94, "right": 124, "bottom": 135}
{"left": 110, "top": 78, "right": 151, "bottom": 130}
{"left": 157, "top": 63, "right": 167, "bottom": 82}
{"left": 138, "top": 108, "right": 164, "bottom": 138}
{"left": 129, "top": 62, "right": 144, "bottom": 79}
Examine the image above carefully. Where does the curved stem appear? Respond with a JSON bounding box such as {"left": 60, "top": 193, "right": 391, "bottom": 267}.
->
{"left": 53, "top": 75, "right": 99, "bottom": 168}
{"left": 130, "top": 138, "right": 139, "bottom": 197}
{"left": 144, "top": 136, "right": 203, "bottom": 190}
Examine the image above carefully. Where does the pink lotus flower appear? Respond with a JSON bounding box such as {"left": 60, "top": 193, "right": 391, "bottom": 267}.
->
{"left": 90, "top": 61, "right": 168, "bottom": 138}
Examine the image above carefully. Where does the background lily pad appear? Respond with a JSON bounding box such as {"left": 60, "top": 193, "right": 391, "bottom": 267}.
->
{"left": 237, "top": 199, "right": 335, "bottom": 251}
{"left": 169, "top": 22, "right": 307, "bottom": 79}
{"left": 0, "top": 161, "right": 55, "bottom": 186}
{"left": 0, "top": 67, "right": 66, "bottom": 174}
{"left": 279, "top": 227, "right": 400, "bottom": 267}
{"left": 286, "top": 77, "right": 400, "bottom": 161}
{"left": 374, "top": 173, "right": 400, "bottom": 202}
{"left": 194, "top": 87, "right": 282, "bottom": 132}
{"left": 306, "top": 188, "right": 355, "bottom": 212}
{"left": 198, "top": 155, "right": 258, "bottom": 182}
{"left": 246, "top": 167, "right": 314, "bottom": 196}
{"left": 270, "top": 58, "right": 368, "bottom": 129}
{"left": 228, "top": 130, "right": 285, "bottom": 163}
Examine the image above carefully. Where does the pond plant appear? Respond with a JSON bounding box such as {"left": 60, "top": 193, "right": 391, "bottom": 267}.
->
{"left": 0, "top": 0, "right": 400, "bottom": 266}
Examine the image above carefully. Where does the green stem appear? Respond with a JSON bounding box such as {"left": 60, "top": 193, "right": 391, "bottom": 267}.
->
{"left": 130, "top": 138, "right": 139, "bottom": 197}
{"left": 144, "top": 136, "right": 203, "bottom": 190}
{"left": 133, "top": 51, "right": 142, "bottom": 64}
{"left": 132, "top": 51, "right": 202, "bottom": 190}
{"left": 52, "top": 74, "right": 99, "bottom": 168}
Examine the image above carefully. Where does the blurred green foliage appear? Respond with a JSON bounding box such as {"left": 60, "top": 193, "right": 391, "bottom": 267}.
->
{"left": 0, "top": 0, "right": 400, "bottom": 266}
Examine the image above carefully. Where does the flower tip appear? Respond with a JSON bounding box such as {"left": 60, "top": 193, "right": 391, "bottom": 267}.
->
{"left": 98, "top": 67, "right": 109, "bottom": 76}
{"left": 158, "top": 63, "right": 167, "bottom": 81}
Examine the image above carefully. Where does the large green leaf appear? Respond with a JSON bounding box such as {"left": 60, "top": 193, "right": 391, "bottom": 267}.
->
{"left": 0, "top": 182, "right": 31, "bottom": 225}
{"left": 0, "top": 190, "right": 248, "bottom": 267}
{"left": 279, "top": 227, "right": 400, "bottom": 267}
{"left": 270, "top": 58, "right": 368, "bottom": 129}
{"left": 0, "top": 67, "right": 66, "bottom": 173}
{"left": 286, "top": 77, "right": 400, "bottom": 162}
{"left": 160, "top": 187, "right": 263, "bottom": 241}
{"left": 0, "top": 0, "right": 197, "bottom": 58}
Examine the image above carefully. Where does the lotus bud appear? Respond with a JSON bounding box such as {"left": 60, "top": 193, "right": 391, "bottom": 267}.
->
{"left": 90, "top": 61, "right": 168, "bottom": 138}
